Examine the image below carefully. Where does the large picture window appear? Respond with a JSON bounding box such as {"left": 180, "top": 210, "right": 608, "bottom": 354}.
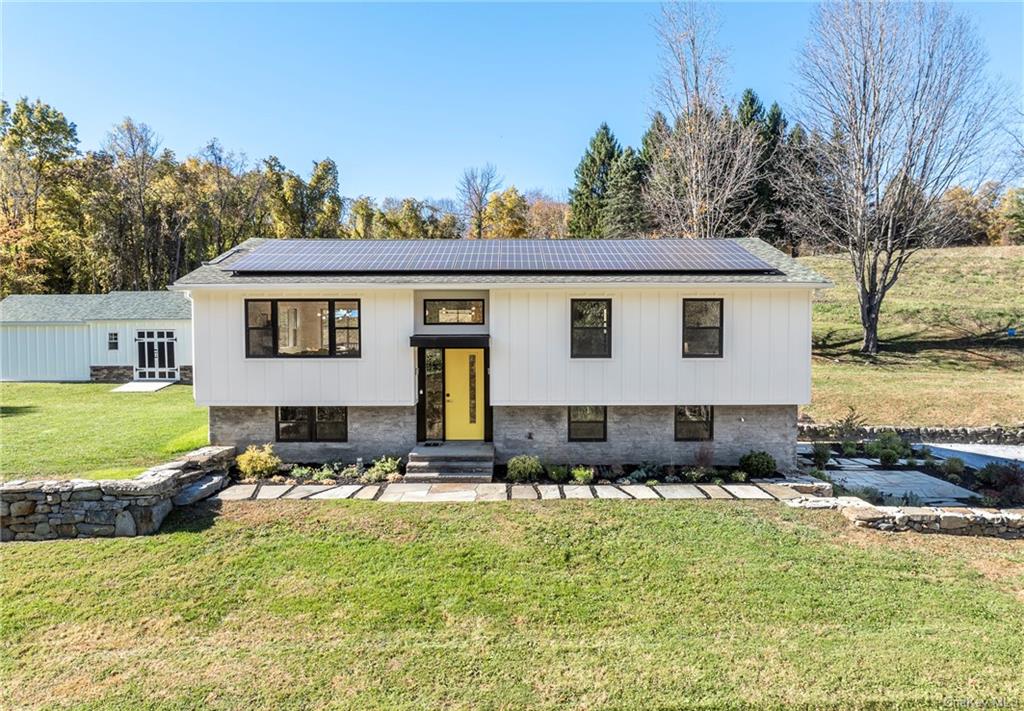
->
{"left": 675, "top": 406, "right": 714, "bottom": 441}
{"left": 246, "top": 299, "right": 361, "bottom": 358}
{"left": 682, "top": 299, "right": 723, "bottom": 358}
{"left": 276, "top": 406, "right": 348, "bottom": 442}
{"left": 568, "top": 406, "right": 607, "bottom": 442}
{"left": 424, "top": 299, "right": 485, "bottom": 325}
{"left": 570, "top": 299, "right": 611, "bottom": 358}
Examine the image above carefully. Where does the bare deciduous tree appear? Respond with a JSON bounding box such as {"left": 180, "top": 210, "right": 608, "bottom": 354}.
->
{"left": 644, "top": 2, "right": 764, "bottom": 239}
{"left": 785, "top": 1, "right": 1012, "bottom": 354}
{"left": 457, "top": 163, "right": 502, "bottom": 239}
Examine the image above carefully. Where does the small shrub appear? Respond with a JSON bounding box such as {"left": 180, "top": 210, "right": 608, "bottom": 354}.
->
{"left": 946, "top": 473, "right": 963, "bottom": 486}
{"left": 738, "top": 451, "right": 776, "bottom": 477}
{"left": 812, "top": 442, "right": 832, "bottom": 468}
{"left": 338, "top": 463, "right": 361, "bottom": 480}
{"left": 864, "top": 441, "right": 882, "bottom": 459}
{"left": 904, "top": 457, "right": 917, "bottom": 468}
{"left": 547, "top": 464, "right": 569, "bottom": 483}
{"left": 841, "top": 440, "right": 859, "bottom": 456}
{"left": 361, "top": 455, "right": 402, "bottom": 484}
{"left": 917, "top": 445, "right": 932, "bottom": 459}
{"left": 310, "top": 465, "right": 336, "bottom": 482}
{"left": 711, "top": 476, "right": 725, "bottom": 485}
{"left": 290, "top": 465, "right": 313, "bottom": 479}
{"left": 236, "top": 444, "right": 282, "bottom": 481}
{"left": 632, "top": 461, "right": 661, "bottom": 482}
{"left": 680, "top": 467, "right": 702, "bottom": 483}
{"left": 878, "top": 449, "right": 899, "bottom": 467}
{"left": 645, "top": 479, "right": 659, "bottom": 487}
{"left": 571, "top": 465, "right": 595, "bottom": 485}
{"left": 942, "top": 457, "right": 966, "bottom": 476}
{"left": 507, "top": 455, "right": 544, "bottom": 483}
{"left": 833, "top": 405, "right": 867, "bottom": 441}
{"left": 730, "top": 470, "right": 748, "bottom": 483}
{"left": 876, "top": 431, "right": 909, "bottom": 457}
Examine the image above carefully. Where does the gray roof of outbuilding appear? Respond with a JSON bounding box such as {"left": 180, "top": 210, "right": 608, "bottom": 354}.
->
{"left": 0, "top": 291, "right": 191, "bottom": 324}
{"left": 173, "top": 238, "right": 832, "bottom": 287}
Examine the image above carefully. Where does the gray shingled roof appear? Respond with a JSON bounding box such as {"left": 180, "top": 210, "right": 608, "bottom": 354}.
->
{"left": 0, "top": 291, "right": 191, "bottom": 324}
{"left": 173, "top": 237, "right": 831, "bottom": 287}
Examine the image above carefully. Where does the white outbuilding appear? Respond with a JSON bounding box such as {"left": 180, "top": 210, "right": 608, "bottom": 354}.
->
{"left": 0, "top": 291, "right": 192, "bottom": 383}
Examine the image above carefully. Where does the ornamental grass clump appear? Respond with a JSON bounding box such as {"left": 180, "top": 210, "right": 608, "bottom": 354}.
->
{"left": 236, "top": 444, "right": 282, "bottom": 481}
{"left": 507, "top": 455, "right": 544, "bottom": 483}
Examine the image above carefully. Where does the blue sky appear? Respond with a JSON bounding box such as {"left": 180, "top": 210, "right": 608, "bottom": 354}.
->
{"left": 3, "top": 2, "right": 1021, "bottom": 200}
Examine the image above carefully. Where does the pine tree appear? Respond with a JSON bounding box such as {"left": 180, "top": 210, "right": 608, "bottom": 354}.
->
{"left": 567, "top": 123, "right": 621, "bottom": 237}
{"left": 600, "top": 148, "right": 648, "bottom": 237}
{"left": 639, "top": 112, "right": 670, "bottom": 178}
{"left": 736, "top": 88, "right": 765, "bottom": 130}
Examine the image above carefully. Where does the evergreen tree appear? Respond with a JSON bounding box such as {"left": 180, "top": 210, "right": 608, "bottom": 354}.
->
{"left": 600, "top": 148, "right": 648, "bottom": 237}
{"left": 736, "top": 88, "right": 765, "bottom": 130}
{"left": 567, "top": 123, "right": 621, "bottom": 237}
{"left": 639, "top": 112, "right": 670, "bottom": 178}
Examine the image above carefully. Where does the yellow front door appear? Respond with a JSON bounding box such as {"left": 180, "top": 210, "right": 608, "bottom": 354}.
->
{"left": 444, "top": 348, "right": 485, "bottom": 440}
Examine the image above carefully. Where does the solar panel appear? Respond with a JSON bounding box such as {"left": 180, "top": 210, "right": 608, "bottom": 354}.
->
{"left": 227, "top": 239, "right": 777, "bottom": 274}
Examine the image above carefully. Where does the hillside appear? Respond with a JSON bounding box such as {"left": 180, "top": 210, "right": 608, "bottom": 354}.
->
{"left": 800, "top": 245, "right": 1024, "bottom": 426}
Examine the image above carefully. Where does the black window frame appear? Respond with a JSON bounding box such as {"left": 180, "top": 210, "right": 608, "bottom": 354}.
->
{"left": 275, "top": 406, "right": 348, "bottom": 442}
{"left": 570, "top": 298, "right": 612, "bottom": 359}
{"left": 682, "top": 298, "right": 723, "bottom": 359}
{"left": 674, "top": 405, "right": 714, "bottom": 442}
{"left": 107, "top": 332, "right": 119, "bottom": 351}
{"left": 422, "top": 298, "right": 486, "bottom": 325}
{"left": 245, "top": 298, "right": 361, "bottom": 359}
{"left": 567, "top": 405, "right": 607, "bottom": 442}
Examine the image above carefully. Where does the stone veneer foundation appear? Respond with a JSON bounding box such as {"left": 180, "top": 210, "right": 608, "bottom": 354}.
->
{"left": 89, "top": 364, "right": 193, "bottom": 385}
{"left": 493, "top": 405, "right": 798, "bottom": 471}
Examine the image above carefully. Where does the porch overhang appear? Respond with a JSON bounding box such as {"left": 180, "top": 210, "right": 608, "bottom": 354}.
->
{"left": 409, "top": 334, "right": 490, "bottom": 348}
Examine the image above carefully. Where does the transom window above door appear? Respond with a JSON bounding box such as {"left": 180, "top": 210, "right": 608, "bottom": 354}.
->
{"left": 424, "top": 299, "right": 485, "bottom": 325}
{"left": 246, "top": 299, "right": 361, "bottom": 358}
{"left": 570, "top": 299, "right": 612, "bottom": 358}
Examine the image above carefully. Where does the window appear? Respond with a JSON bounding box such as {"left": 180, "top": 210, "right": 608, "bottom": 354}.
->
{"left": 107, "top": 332, "right": 119, "bottom": 351}
{"left": 276, "top": 406, "right": 348, "bottom": 442}
{"left": 675, "top": 406, "right": 714, "bottom": 441}
{"left": 682, "top": 299, "right": 723, "bottom": 358}
{"left": 571, "top": 299, "right": 611, "bottom": 358}
{"left": 246, "top": 299, "right": 361, "bottom": 358}
{"left": 568, "top": 406, "right": 607, "bottom": 442}
{"left": 424, "top": 299, "right": 485, "bottom": 325}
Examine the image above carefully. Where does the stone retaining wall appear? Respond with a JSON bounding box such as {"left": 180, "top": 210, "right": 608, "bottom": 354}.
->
{"left": 1, "top": 446, "right": 234, "bottom": 542}
{"left": 798, "top": 423, "right": 1024, "bottom": 445}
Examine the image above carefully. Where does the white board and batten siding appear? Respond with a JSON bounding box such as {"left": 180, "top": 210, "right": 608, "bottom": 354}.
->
{"left": 488, "top": 288, "right": 812, "bottom": 406}
{"left": 88, "top": 320, "right": 193, "bottom": 368}
{"left": 0, "top": 324, "right": 92, "bottom": 381}
{"left": 190, "top": 289, "right": 416, "bottom": 407}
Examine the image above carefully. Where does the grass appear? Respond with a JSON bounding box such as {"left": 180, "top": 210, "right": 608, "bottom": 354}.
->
{"left": 1, "top": 501, "right": 1022, "bottom": 709}
{"left": 801, "top": 245, "right": 1024, "bottom": 426}
{"left": 0, "top": 383, "right": 207, "bottom": 480}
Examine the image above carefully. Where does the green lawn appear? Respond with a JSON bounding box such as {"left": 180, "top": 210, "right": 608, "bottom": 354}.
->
{"left": 1, "top": 501, "right": 1022, "bottom": 709}
{"left": 802, "top": 245, "right": 1024, "bottom": 426}
{"left": 0, "top": 383, "right": 207, "bottom": 480}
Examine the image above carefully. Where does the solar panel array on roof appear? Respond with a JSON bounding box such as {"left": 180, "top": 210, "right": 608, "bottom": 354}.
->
{"left": 227, "top": 239, "right": 778, "bottom": 275}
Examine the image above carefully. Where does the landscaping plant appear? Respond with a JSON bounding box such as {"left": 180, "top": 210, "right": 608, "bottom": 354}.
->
{"left": 571, "top": 465, "right": 595, "bottom": 485}
{"left": 546, "top": 464, "right": 569, "bottom": 483}
{"left": 360, "top": 456, "right": 402, "bottom": 484}
{"left": 878, "top": 449, "right": 899, "bottom": 467}
{"left": 236, "top": 444, "right": 282, "bottom": 481}
{"left": 730, "top": 470, "right": 748, "bottom": 483}
{"left": 812, "top": 442, "right": 832, "bottom": 468}
{"left": 738, "top": 451, "right": 776, "bottom": 477}
{"left": 841, "top": 440, "right": 859, "bottom": 456}
{"left": 507, "top": 455, "right": 544, "bottom": 483}
{"left": 942, "top": 457, "right": 966, "bottom": 477}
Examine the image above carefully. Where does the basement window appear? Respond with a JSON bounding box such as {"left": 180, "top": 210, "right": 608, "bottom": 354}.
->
{"left": 276, "top": 406, "right": 348, "bottom": 442}
{"left": 568, "top": 406, "right": 607, "bottom": 442}
{"left": 675, "top": 406, "right": 714, "bottom": 441}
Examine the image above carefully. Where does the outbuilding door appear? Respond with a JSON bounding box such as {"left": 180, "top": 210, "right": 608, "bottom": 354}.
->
{"left": 135, "top": 329, "right": 179, "bottom": 381}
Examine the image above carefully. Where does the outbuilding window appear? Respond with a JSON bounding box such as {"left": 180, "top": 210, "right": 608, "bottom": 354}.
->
{"left": 246, "top": 299, "right": 361, "bottom": 358}
{"left": 570, "top": 299, "right": 611, "bottom": 358}
{"left": 276, "top": 406, "right": 348, "bottom": 442}
{"left": 107, "top": 332, "right": 119, "bottom": 351}
{"left": 682, "top": 299, "right": 723, "bottom": 358}
{"left": 675, "top": 406, "right": 714, "bottom": 441}
{"left": 568, "top": 406, "right": 607, "bottom": 442}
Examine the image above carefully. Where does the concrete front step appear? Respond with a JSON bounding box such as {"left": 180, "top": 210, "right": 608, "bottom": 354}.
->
{"left": 407, "top": 442, "right": 495, "bottom": 463}
{"left": 405, "top": 460, "right": 493, "bottom": 472}
{"left": 404, "top": 471, "right": 494, "bottom": 483}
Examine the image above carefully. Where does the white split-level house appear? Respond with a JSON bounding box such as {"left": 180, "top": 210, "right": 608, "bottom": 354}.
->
{"left": 0, "top": 291, "right": 192, "bottom": 383}
{"left": 172, "top": 238, "right": 831, "bottom": 471}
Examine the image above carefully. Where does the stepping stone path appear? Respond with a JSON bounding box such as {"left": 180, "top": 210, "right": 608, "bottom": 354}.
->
{"left": 211, "top": 481, "right": 795, "bottom": 504}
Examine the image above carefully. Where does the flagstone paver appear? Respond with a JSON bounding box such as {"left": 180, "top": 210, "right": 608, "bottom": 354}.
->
{"left": 722, "top": 484, "right": 775, "bottom": 500}
{"left": 352, "top": 485, "right": 379, "bottom": 500}
{"left": 379, "top": 483, "right": 430, "bottom": 502}
{"left": 655, "top": 484, "right": 705, "bottom": 499}
{"left": 283, "top": 485, "right": 334, "bottom": 499}
{"left": 255, "top": 485, "right": 291, "bottom": 500}
{"left": 476, "top": 483, "right": 508, "bottom": 501}
{"left": 620, "top": 484, "right": 660, "bottom": 499}
{"left": 697, "top": 484, "right": 733, "bottom": 499}
{"left": 595, "top": 485, "right": 631, "bottom": 499}
{"left": 406, "top": 486, "right": 476, "bottom": 502}
{"left": 310, "top": 485, "right": 362, "bottom": 500}
{"left": 563, "top": 485, "right": 594, "bottom": 499}
{"left": 510, "top": 485, "right": 538, "bottom": 500}
{"left": 756, "top": 483, "right": 802, "bottom": 500}
{"left": 215, "top": 484, "right": 257, "bottom": 501}
{"left": 537, "top": 485, "right": 562, "bottom": 500}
